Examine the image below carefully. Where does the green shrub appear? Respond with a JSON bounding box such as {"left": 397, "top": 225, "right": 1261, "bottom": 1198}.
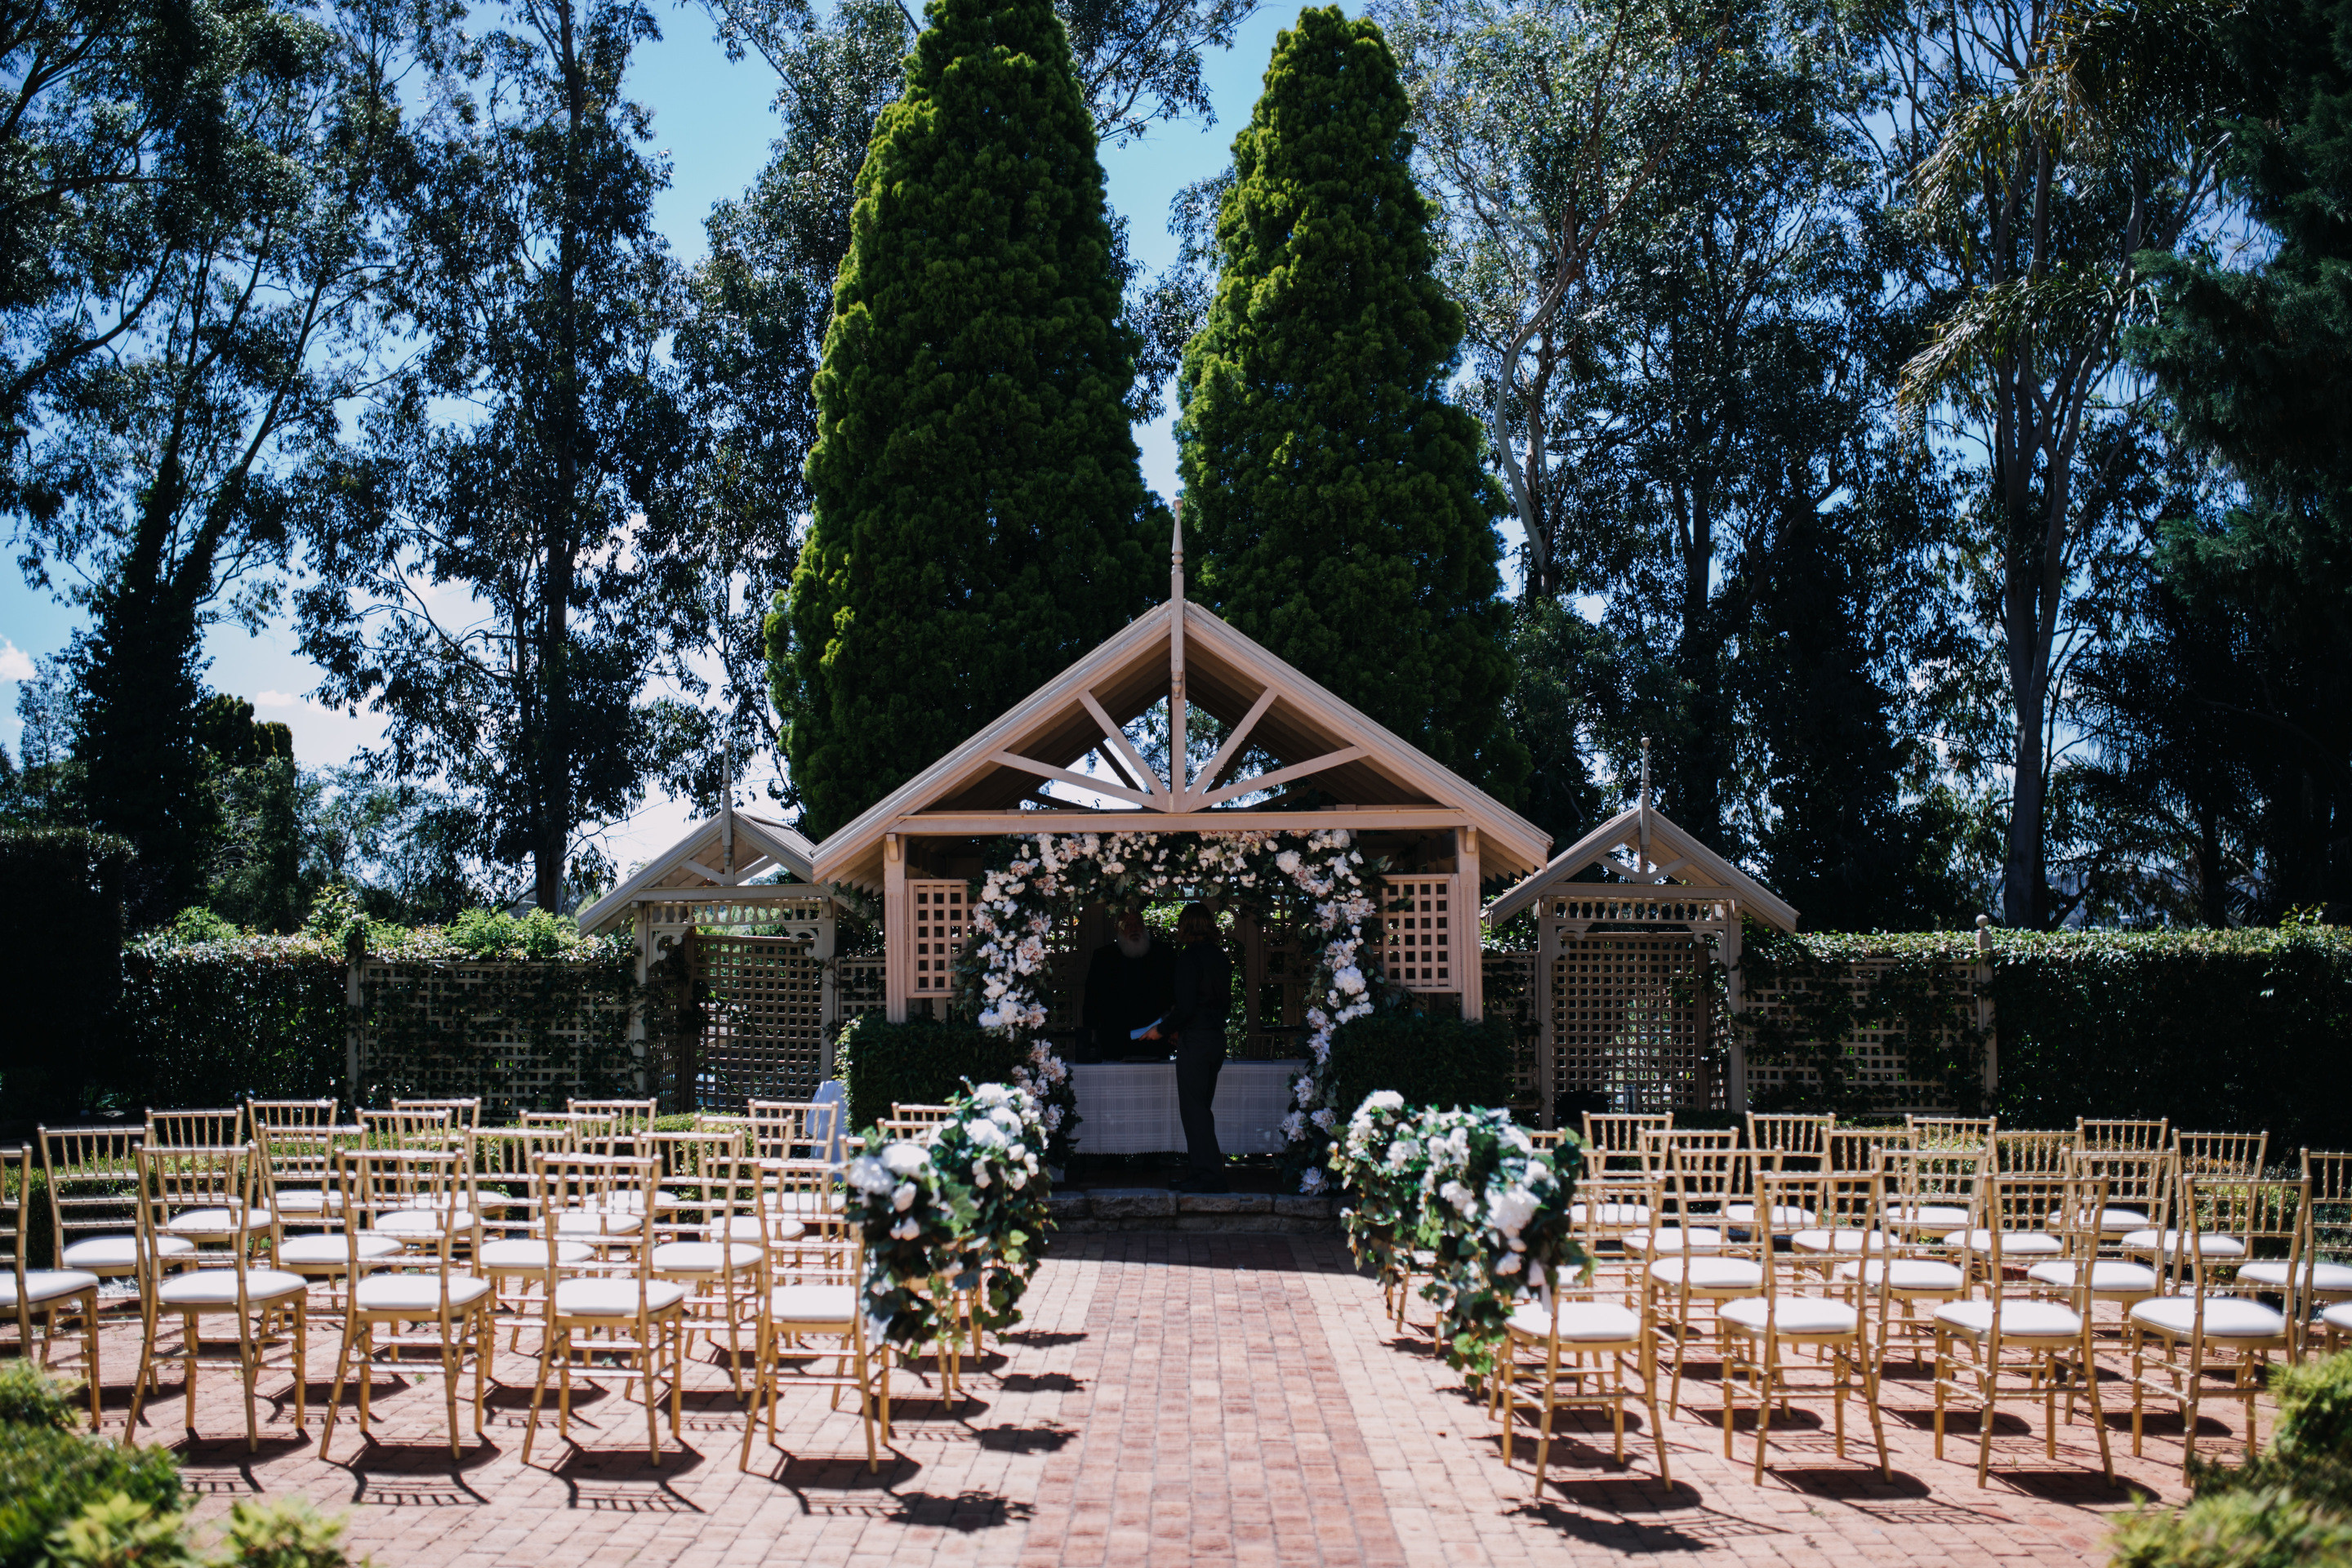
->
{"left": 0, "top": 1420, "right": 182, "bottom": 1568}
{"left": 113, "top": 934, "right": 347, "bottom": 1111}
{"left": 2107, "top": 1487, "right": 2352, "bottom": 1568}
{"left": 0, "top": 1361, "right": 82, "bottom": 1431}
{"left": 47, "top": 1492, "right": 200, "bottom": 1568}
{"left": 1323, "top": 1011, "right": 1515, "bottom": 1128}
{"left": 212, "top": 1497, "right": 354, "bottom": 1568}
{"left": 835, "top": 1015, "right": 1027, "bottom": 1132}
{"left": 0, "top": 827, "right": 132, "bottom": 1124}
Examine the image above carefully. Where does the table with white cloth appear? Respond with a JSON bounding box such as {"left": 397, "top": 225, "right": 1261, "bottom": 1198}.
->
{"left": 1068, "top": 1060, "right": 1307, "bottom": 1156}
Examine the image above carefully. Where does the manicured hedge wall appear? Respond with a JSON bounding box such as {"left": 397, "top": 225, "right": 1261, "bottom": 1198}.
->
{"left": 835, "top": 1015, "right": 1028, "bottom": 1133}
{"left": 114, "top": 934, "right": 348, "bottom": 1110}
{"left": 1324, "top": 1011, "right": 1516, "bottom": 1126}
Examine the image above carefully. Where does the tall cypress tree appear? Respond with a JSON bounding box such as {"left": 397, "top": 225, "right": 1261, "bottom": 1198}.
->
{"left": 775, "top": 0, "right": 1160, "bottom": 840}
{"left": 1176, "top": 7, "right": 1524, "bottom": 799}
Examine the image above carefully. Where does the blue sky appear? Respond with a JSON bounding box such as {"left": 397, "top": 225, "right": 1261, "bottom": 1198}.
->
{"left": 0, "top": 0, "right": 1330, "bottom": 871}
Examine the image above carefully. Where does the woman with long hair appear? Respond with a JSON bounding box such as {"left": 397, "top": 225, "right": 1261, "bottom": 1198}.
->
{"left": 1167, "top": 902, "right": 1232, "bottom": 1192}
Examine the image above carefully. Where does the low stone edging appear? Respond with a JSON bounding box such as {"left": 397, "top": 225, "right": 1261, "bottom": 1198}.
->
{"left": 1045, "top": 1187, "right": 1339, "bottom": 1235}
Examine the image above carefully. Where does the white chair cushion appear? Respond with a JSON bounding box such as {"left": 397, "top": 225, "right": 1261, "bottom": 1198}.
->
{"left": 1568, "top": 1202, "right": 1652, "bottom": 1225}
{"left": 768, "top": 1283, "right": 856, "bottom": 1325}
{"left": 718, "top": 1215, "right": 794, "bottom": 1245}
{"left": 1836, "top": 1258, "right": 1966, "bottom": 1292}
{"left": 2128, "top": 1296, "right": 2287, "bottom": 1339}
{"left": 1507, "top": 1300, "right": 1642, "bottom": 1343}
{"left": 1723, "top": 1204, "right": 1817, "bottom": 1227}
{"left": 2044, "top": 1206, "right": 2147, "bottom": 1233}
{"left": 1933, "top": 1299, "right": 2083, "bottom": 1339}
{"left": 479, "top": 1239, "right": 594, "bottom": 1269}
{"left": 272, "top": 1189, "right": 340, "bottom": 1214}
{"left": 1886, "top": 1204, "right": 1971, "bottom": 1229}
{"left": 61, "top": 1235, "right": 193, "bottom": 1269}
{"left": 1628, "top": 1227, "right": 1722, "bottom": 1253}
{"left": 649, "top": 1241, "right": 764, "bottom": 1273}
{"left": 556, "top": 1210, "right": 644, "bottom": 1236}
{"left": 1941, "top": 1229, "right": 2062, "bottom": 1255}
{"left": 1792, "top": 1229, "right": 1892, "bottom": 1254}
{"left": 1648, "top": 1257, "right": 1764, "bottom": 1290}
{"left": 375, "top": 1209, "right": 470, "bottom": 1239}
{"left": 2120, "top": 1229, "right": 2245, "bottom": 1257}
{"left": 2240, "top": 1260, "right": 2352, "bottom": 1292}
{"left": 1721, "top": 1295, "right": 1858, "bottom": 1335}
{"left": 2322, "top": 1302, "right": 2352, "bottom": 1334}
{"left": 165, "top": 1208, "right": 274, "bottom": 1236}
{"left": 0, "top": 1269, "right": 100, "bottom": 1307}
{"left": 354, "top": 1273, "right": 492, "bottom": 1312}
{"left": 157, "top": 1268, "right": 308, "bottom": 1307}
{"left": 277, "top": 1234, "right": 400, "bottom": 1266}
{"left": 554, "top": 1279, "right": 688, "bottom": 1317}
{"left": 2026, "top": 1260, "right": 2159, "bottom": 1294}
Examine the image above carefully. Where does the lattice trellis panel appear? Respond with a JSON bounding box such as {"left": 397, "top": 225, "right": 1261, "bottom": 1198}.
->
{"left": 1550, "top": 934, "right": 1722, "bottom": 1112}
{"left": 909, "top": 880, "right": 968, "bottom": 998}
{"left": 1740, "top": 959, "right": 1977, "bottom": 1112}
{"left": 836, "top": 956, "right": 885, "bottom": 1028}
{"left": 356, "top": 961, "right": 629, "bottom": 1116}
{"left": 692, "top": 934, "right": 827, "bottom": 1103}
{"left": 1481, "top": 950, "right": 1542, "bottom": 1121}
{"left": 1379, "top": 876, "right": 1457, "bottom": 991}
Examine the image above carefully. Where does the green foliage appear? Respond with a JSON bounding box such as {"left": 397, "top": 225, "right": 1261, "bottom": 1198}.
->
{"left": 1321, "top": 1011, "right": 1514, "bottom": 1131}
{"left": 438, "top": 908, "right": 590, "bottom": 961}
{"left": 114, "top": 933, "right": 347, "bottom": 1112}
{"left": 2108, "top": 1487, "right": 2352, "bottom": 1568}
{"left": 835, "top": 1016, "right": 1028, "bottom": 1136}
{"left": 1737, "top": 925, "right": 1988, "bottom": 1116}
{"left": 0, "top": 1418, "right": 182, "bottom": 1568}
{"left": 47, "top": 1494, "right": 202, "bottom": 1568}
{"left": 209, "top": 1498, "right": 354, "bottom": 1568}
{"left": 777, "top": 0, "right": 1160, "bottom": 840}
{"left": 1177, "top": 7, "right": 1521, "bottom": 800}
{"left": 0, "top": 827, "right": 131, "bottom": 1120}
{"left": 0, "top": 1364, "right": 82, "bottom": 1432}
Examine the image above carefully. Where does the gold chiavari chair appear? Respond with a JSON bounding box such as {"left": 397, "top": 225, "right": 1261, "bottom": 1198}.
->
{"left": 2127, "top": 1174, "right": 2305, "bottom": 1477}
{"left": 477, "top": 1128, "right": 591, "bottom": 1351}
{"left": 267, "top": 1141, "right": 398, "bottom": 1321}
{"left": 393, "top": 1097, "right": 483, "bottom": 1130}
{"left": 1993, "top": 1129, "right": 2078, "bottom": 1178}
{"left": 1844, "top": 1151, "right": 1969, "bottom": 1370}
{"left": 889, "top": 1103, "right": 956, "bottom": 1129}
{"left": 319, "top": 1148, "right": 493, "bottom": 1460}
{"left": 247, "top": 1098, "right": 338, "bottom": 1131}
{"left": 1744, "top": 1113, "right": 1832, "bottom": 1171}
{"left": 146, "top": 1107, "right": 247, "bottom": 1147}
{"left": 126, "top": 1143, "right": 308, "bottom": 1450}
{"left": 1496, "top": 1178, "right": 1669, "bottom": 1493}
{"left": 357, "top": 1107, "right": 457, "bottom": 1148}
{"left": 2122, "top": 1149, "right": 2249, "bottom": 1270}
{"left": 254, "top": 1119, "right": 358, "bottom": 1227}
{"left": 2291, "top": 1152, "right": 2352, "bottom": 1340}
{"left": 1720, "top": 1170, "right": 1891, "bottom": 1482}
{"left": 3, "top": 1145, "right": 101, "bottom": 1427}
{"left": 39, "top": 1125, "right": 194, "bottom": 1302}
{"left": 1582, "top": 1114, "right": 1672, "bottom": 1178}
{"left": 1622, "top": 1129, "right": 1734, "bottom": 1266}
{"left": 1825, "top": 1126, "right": 1910, "bottom": 1178}
{"left": 2025, "top": 1149, "right": 2164, "bottom": 1330}
{"left": 2175, "top": 1130, "right": 2270, "bottom": 1181}
{"left": 1932, "top": 1171, "right": 2113, "bottom": 1486}
{"left": 739, "top": 1222, "right": 886, "bottom": 1475}
{"left": 649, "top": 1132, "right": 764, "bottom": 1396}
{"left": 1641, "top": 1137, "right": 1764, "bottom": 1416}
{"left": 1880, "top": 1141, "right": 1984, "bottom": 1243}
{"left": 521, "top": 1154, "right": 689, "bottom": 1464}
{"left": 2078, "top": 1117, "right": 2168, "bottom": 1152}
{"left": 747, "top": 1099, "right": 841, "bottom": 1166}
{"left": 1790, "top": 1167, "right": 1888, "bottom": 1280}
{"left": 1905, "top": 1116, "right": 1995, "bottom": 1152}
{"left": 568, "top": 1098, "right": 657, "bottom": 1137}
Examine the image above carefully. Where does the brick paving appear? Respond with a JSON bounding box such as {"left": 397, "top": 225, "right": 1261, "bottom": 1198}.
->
{"left": 64, "top": 1234, "right": 2241, "bottom": 1566}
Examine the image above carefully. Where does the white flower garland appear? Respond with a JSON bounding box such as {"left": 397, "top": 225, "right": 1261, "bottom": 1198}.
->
{"left": 965, "top": 828, "right": 1380, "bottom": 1187}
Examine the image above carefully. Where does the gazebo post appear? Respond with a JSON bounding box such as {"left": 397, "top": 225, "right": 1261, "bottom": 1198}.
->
{"left": 1722, "top": 907, "right": 1746, "bottom": 1114}
{"left": 1458, "top": 826, "right": 1483, "bottom": 1022}
{"left": 884, "top": 832, "right": 908, "bottom": 1022}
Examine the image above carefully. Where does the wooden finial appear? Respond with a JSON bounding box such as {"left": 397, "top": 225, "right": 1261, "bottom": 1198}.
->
{"left": 1170, "top": 497, "right": 1185, "bottom": 604}
{"left": 1639, "top": 735, "right": 1651, "bottom": 809}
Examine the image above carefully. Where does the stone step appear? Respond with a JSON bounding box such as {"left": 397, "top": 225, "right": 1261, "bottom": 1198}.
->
{"left": 1045, "top": 1187, "right": 1338, "bottom": 1235}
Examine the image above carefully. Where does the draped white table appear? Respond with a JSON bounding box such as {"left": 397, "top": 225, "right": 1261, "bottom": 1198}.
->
{"left": 1068, "top": 1061, "right": 1307, "bottom": 1156}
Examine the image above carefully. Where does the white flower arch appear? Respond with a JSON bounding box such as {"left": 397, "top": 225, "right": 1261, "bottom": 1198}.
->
{"left": 964, "top": 827, "right": 1381, "bottom": 1188}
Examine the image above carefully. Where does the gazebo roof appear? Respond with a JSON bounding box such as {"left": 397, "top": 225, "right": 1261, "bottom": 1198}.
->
{"left": 576, "top": 806, "right": 819, "bottom": 935}
{"left": 810, "top": 592, "right": 1552, "bottom": 893}
{"left": 1484, "top": 801, "right": 1801, "bottom": 932}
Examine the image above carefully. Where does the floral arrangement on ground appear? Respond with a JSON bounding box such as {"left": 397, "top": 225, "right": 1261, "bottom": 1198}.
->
{"left": 958, "top": 828, "right": 1381, "bottom": 1185}
{"left": 844, "top": 1081, "right": 1053, "bottom": 1349}
{"left": 1410, "top": 1104, "right": 1587, "bottom": 1388}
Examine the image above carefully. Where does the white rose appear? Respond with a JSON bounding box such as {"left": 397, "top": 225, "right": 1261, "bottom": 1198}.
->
{"left": 1488, "top": 1184, "right": 1539, "bottom": 1239}
{"left": 1364, "top": 1090, "right": 1405, "bottom": 1114}
{"left": 882, "top": 1143, "right": 929, "bottom": 1175}
{"left": 890, "top": 1218, "right": 920, "bottom": 1241}
{"left": 1299, "top": 1167, "right": 1326, "bottom": 1193}
{"left": 964, "top": 1118, "right": 1008, "bottom": 1147}
{"left": 846, "top": 1156, "right": 893, "bottom": 1195}
{"left": 892, "top": 1183, "right": 916, "bottom": 1212}
{"left": 1310, "top": 1107, "right": 1337, "bottom": 1132}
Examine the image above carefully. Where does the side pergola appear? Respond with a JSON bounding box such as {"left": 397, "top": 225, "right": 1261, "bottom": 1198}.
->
{"left": 1485, "top": 797, "right": 1800, "bottom": 1116}
{"left": 810, "top": 537, "right": 1551, "bottom": 1042}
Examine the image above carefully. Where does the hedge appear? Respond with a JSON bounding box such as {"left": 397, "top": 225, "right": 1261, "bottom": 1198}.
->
{"left": 113, "top": 933, "right": 348, "bottom": 1111}
{"left": 0, "top": 1369, "right": 181, "bottom": 1568}
{"left": 1735, "top": 924, "right": 2352, "bottom": 1152}
{"left": 0, "top": 828, "right": 131, "bottom": 1128}
{"left": 834, "top": 1015, "right": 1028, "bottom": 1134}
{"left": 1323, "top": 1011, "right": 1516, "bottom": 1129}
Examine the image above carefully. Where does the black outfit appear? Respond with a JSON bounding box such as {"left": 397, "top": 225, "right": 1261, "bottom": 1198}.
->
{"left": 1169, "top": 938, "right": 1233, "bottom": 1182}
{"left": 1080, "top": 937, "right": 1174, "bottom": 1062}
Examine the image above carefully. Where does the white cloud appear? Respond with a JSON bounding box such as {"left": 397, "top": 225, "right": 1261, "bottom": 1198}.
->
{"left": 254, "top": 689, "right": 303, "bottom": 707}
{"left": 0, "top": 639, "right": 34, "bottom": 682}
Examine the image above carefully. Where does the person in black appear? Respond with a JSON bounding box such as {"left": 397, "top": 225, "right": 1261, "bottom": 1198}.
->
{"left": 1080, "top": 908, "right": 1174, "bottom": 1062}
{"left": 1162, "top": 902, "right": 1232, "bottom": 1192}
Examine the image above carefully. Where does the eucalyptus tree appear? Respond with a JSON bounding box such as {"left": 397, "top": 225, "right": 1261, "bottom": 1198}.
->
{"left": 297, "top": 0, "right": 697, "bottom": 911}
{"left": 1886, "top": 0, "right": 2243, "bottom": 927}
{"left": 6, "top": 0, "right": 442, "bottom": 923}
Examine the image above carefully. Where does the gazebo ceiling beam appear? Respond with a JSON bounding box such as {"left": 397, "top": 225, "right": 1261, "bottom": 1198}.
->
{"left": 988, "top": 750, "right": 1164, "bottom": 810}
{"left": 1196, "top": 744, "right": 1368, "bottom": 808}
{"left": 1190, "top": 685, "right": 1278, "bottom": 804}
{"left": 892, "top": 805, "right": 1471, "bottom": 836}
{"left": 1078, "top": 687, "right": 1165, "bottom": 800}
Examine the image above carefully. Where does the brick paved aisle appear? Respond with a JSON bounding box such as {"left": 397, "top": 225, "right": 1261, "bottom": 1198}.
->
{"left": 110, "top": 1233, "right": 2221, "bottom": 1566}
